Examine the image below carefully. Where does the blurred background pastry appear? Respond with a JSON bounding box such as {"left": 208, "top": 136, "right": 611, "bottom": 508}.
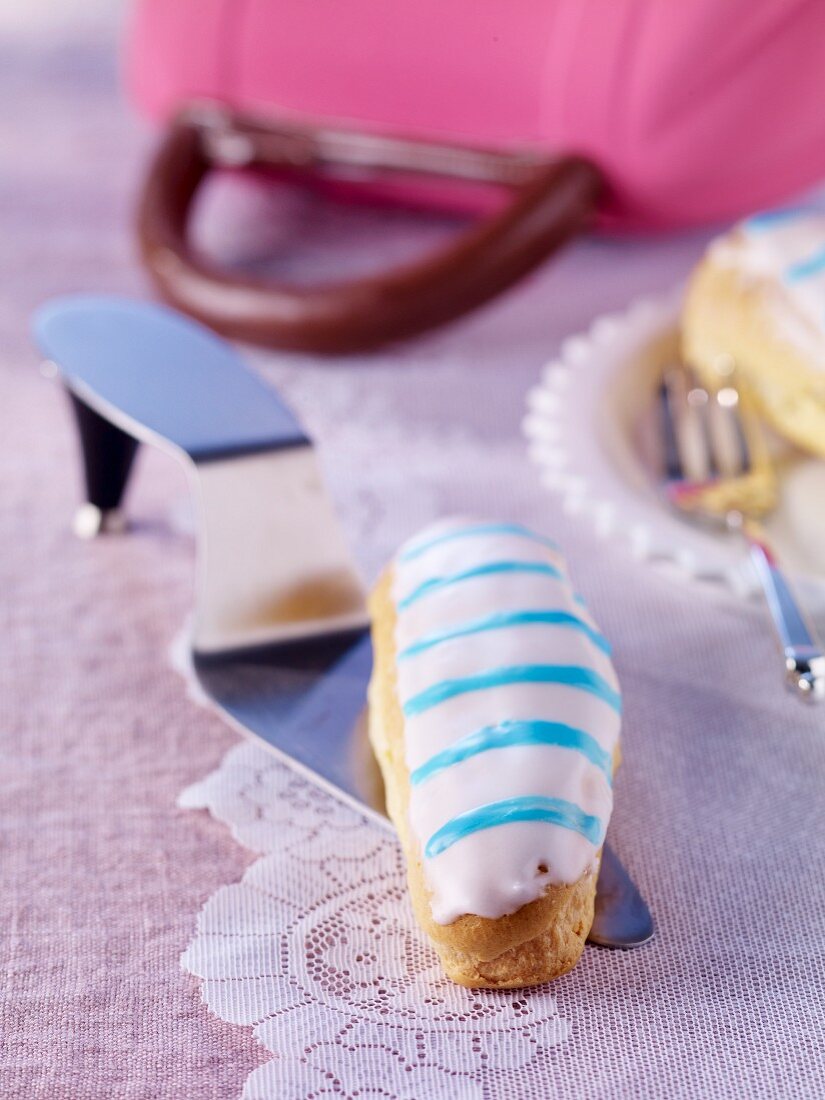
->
{"left": 683, "top": 209, "right": 825, "bottom": 458}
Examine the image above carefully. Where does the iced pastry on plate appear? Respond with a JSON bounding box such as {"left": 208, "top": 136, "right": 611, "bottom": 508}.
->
{"left": 683, "top": 208, "right": 825, "bottom": 458}
{"left": 368, "top": 518, "right": 621, "bottom": 988}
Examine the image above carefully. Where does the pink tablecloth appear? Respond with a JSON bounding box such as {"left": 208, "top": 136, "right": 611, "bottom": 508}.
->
{"left": 1, "top": 12, "right": 262, "bottom": 1095}
{"left": 1, "top": 391, "right": 266, "bottom": 1097}
{"left": 6, "top": 6, "right": 824, "bottom": 1100}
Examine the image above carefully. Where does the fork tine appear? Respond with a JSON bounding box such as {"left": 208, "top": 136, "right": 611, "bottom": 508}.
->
{"left": 687, "top": 373, "right": 719, "bottom": 481}
{"left": 659, "top": 369, "right": 684, "bottom": 482}
{"left": 661, "top": 365, "right": 713, "bottom": 484}
{"left": 708, "top": 385, "right": 750, "bottom": 478}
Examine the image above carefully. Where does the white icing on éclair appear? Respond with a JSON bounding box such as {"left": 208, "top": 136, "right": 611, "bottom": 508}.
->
{"left": 710, "top": 207, "right": 825, "bottom": 366}
{"left": 391, "top": 518, "right": 620, "bottom": 924}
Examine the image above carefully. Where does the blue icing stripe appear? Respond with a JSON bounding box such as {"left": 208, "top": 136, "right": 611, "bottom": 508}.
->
{"left": 402, "top": 664, "right": 622, "bottom": 718}
{"left": 425, "top": 795, "right": 604, "bottom": 858}
{"left": 399, "top": 522, "right": 559, "bottom": 563}
{"left": 410, "top": 719, "right": 613, "bottom": 786}
{"left": 397, "top": 609, "right": 611, "bottom": 661}
{"left": 744, "top": 207, "right": 812, "bottom": 232}
{"left": 785, "top": 244, "right": 825, "bottom": 284}
{"left": 398, "top": 561, "right": 563, "bottom": 611}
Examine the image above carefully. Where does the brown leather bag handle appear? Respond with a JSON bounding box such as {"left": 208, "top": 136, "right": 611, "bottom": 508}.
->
{"left": 137, "top": 104, "right": 603, "bottom": 353}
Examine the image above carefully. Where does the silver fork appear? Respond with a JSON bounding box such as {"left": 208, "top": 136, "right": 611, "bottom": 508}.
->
{"left": 659, "top": 363, "right": 825, "bottom": 702}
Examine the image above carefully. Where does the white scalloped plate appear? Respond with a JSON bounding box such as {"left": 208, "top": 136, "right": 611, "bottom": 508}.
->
{"left": 523, "top": 290, "right": 825, "bottom": 609}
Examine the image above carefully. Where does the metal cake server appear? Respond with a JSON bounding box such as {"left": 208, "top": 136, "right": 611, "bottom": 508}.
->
{"left": 33, "top": 295, "right": 653, "bottom": 949}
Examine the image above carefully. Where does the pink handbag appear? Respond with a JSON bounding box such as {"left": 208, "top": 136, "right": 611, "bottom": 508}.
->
{"left": 128, "top": 0, "right": 825, "bottom": 351}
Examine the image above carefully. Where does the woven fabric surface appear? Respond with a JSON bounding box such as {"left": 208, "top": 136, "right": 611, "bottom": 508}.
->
{"left": 3, "top": 5, "right": 825, "bottom": 1099}
{"left": 176, "top": 723, "right": 825, "bottom": 1099}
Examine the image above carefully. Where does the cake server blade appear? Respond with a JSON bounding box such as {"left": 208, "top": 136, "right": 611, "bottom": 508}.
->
{"left": 32, "top": 294, "right": 653, "bottom": 948}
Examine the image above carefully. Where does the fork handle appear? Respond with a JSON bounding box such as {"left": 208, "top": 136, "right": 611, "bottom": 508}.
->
{"left": 746, "top": 531, "right": 825, "bottom": 702}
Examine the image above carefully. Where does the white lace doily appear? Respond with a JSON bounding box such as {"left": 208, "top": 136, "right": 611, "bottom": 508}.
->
{"left": 179, "top": 742, "right": 569, "bottom": 1100}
